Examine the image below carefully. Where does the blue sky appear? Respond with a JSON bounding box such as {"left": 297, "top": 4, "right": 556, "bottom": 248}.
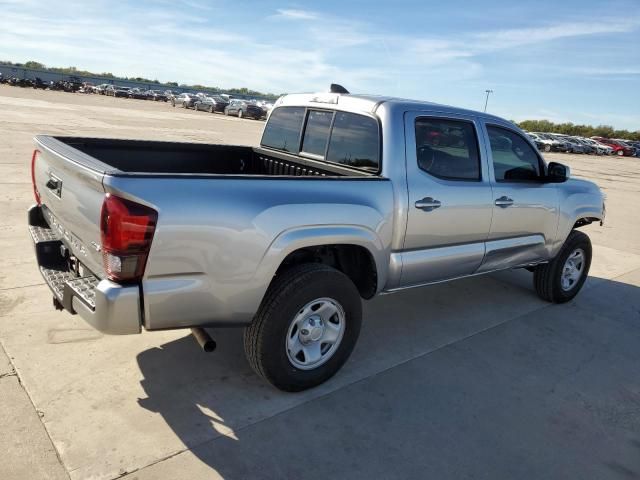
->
{"left": 1, "top": 0, "right": 638, "bottom": 129}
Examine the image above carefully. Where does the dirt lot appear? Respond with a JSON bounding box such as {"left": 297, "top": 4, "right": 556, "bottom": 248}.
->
{"left": 1, "top": 86, "right": 640, "bottom": 480}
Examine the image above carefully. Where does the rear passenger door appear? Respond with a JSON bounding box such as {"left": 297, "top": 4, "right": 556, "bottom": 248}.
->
{"left": 400, "top": 112, "right": 493, "bottom": 287}
{"left": 477, "top": 123, "right": 559, "bottom": 272}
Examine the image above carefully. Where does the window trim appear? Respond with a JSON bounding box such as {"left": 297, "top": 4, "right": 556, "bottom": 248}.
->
{"left": 414, "top": 116, "right": 482, "bottom": 182}
{"left": 486, "top": 123, "right": 546, "bottom": 184}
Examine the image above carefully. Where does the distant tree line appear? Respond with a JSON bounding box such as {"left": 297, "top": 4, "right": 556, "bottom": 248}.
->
{"left": 1, "top": 60, "right": 281, "bottom": 100}
{"left": 516, "top": 119, "right": 639, "bottom": 141}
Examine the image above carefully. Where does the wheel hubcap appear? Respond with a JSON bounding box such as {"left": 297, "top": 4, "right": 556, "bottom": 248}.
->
{"left": 285, "top": 298, "right": 345, "bottom": 370}
{"left": 561, "top": 248, "right": 585, "bottom": 291}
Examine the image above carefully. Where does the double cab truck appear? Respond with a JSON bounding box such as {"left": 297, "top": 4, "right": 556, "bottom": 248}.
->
{"left": 28, "top": 88, "right": 605, "bottom": 391}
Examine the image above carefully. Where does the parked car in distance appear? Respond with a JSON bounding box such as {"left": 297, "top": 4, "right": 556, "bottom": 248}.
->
{"left": 570, "top": 137, "right": 595, "bottom": 155}
{"left": 531, "top": 132, "right": 569, "bottom": 152}
{"left": 93, "top": 84, "right": 110, "bottom": 94}
{"left": 127, "top": 88, "right": 148, "bottom": 100}
{"left": 28, "top": 87, "right": 605, "bottom": 391}
{"left": 106, "top": 85, "right": 131, "bottom": 97}
{"left": 146, "top": 90, "right": 167, "bottom": 102}
{"left": 171, "top": 92, "right": 199, "bottom": 108}
{"left": 194, "top": 95, "right": 229, "bottom": 113}
{"left": 592, "top": 137, "right": 635, "bottom": 156}
{"left": 581, "top": 138, "right": 612, "bottom": 155}
{"left": 612, "top": 139, "right": 638, "bottom": 157}
{"left": 527, "top": 132, "right": 554, "bottom": 152}
{"left": 554, "top": 135, "right": 586, "bottom": 154}
{"left": 224, "top": 99, "right": 265, "bottom": 119}
{"left": 526, "top": 133, "right": 545, "bottom": 151}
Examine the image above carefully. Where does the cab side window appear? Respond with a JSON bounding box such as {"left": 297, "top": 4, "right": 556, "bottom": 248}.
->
{"left": 415, "top": 118, "right": 481, "bottom": 181}
{"left": 487, "top": 126, "right": 542, "bottom": 182}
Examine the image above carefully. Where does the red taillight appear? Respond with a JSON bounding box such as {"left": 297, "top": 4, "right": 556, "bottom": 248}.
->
{"left": 100, "top": 193, "right": 157, "bottom": 283}
{"left": 31, "top": 149, "right": 41, "bottom": 205}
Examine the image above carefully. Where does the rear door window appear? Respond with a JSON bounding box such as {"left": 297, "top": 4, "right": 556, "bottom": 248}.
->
{"left": 261, "top": 107, "right": 305, "bottom": 153}
{"left": 415, "top": 118, "right": 481, "bottom": 180}
{"left": 326, "top": 112, "right": 379, "bottom": 171}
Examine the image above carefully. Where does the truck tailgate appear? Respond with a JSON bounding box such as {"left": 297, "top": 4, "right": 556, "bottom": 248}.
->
{"left": 33, "top": 135, "right": 109, "bottom": 278}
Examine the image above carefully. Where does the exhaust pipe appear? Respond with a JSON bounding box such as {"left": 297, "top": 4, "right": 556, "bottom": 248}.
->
{"left": 191, "top": 327, "right": 216, "bottom": 353}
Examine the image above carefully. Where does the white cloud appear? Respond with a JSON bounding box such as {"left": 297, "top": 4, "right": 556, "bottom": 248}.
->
{"left": 273, "top": 9, "right": 319, "bottom": 20}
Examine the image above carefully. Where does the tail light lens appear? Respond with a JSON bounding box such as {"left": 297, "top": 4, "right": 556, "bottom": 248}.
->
{"left": 31, "top": 149, "right": 41, "bottom": 205}
{"left": 100, "top": 194, "right": 157, "bottom": 283}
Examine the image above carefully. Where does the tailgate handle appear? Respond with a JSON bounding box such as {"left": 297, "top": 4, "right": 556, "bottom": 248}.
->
{"left": 46, "top": 179, "right": 60, "bottom": 190}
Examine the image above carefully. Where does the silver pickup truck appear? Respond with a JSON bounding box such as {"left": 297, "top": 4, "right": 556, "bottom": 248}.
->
{"left": 28, "top": 89, "right": 605, "bottom": 391}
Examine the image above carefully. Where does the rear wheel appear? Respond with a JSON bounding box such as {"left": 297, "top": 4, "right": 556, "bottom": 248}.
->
{"left": 244, "top": 264, "right": 362, "bottom": 392}
{"left": 617, "top": 150, "right": 624, "bottom": 156}
{"left": 544, "top": 144, "right": 551, "bottom": 152}
{"left": 534, "top": 230, "right": 592, "bottom": 303}
{"left": 209, "top": 105, "right": 214, "bottom": 113}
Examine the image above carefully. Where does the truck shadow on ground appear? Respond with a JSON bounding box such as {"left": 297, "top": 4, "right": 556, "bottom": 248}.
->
{"left": 135, "top": 271, "right": 640, "bottom": 479}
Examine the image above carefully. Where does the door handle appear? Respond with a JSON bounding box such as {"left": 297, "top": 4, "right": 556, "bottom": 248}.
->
{"left": 495, "top": 196, "right": 514, "bottom": 208}
{"left": 415, "top": 197, "right": 442, "bottom": 211}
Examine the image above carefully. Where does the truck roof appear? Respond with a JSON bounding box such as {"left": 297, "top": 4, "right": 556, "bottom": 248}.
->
{"left": 277, "top": 92, "right": 509, "bottom": 125}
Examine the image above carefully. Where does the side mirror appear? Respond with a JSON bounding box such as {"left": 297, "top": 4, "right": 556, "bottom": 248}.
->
{"left": 547, "top": 162, "right": 570, "bottom": 183}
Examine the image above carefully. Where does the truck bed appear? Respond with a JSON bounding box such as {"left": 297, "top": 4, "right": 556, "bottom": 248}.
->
{"left": 56, "top": 137, "right": 369, "bottom": 177}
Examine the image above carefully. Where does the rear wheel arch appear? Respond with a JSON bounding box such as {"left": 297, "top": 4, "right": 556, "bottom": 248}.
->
{"left": 273, "top": 244, "right": 379, "bottom": 299}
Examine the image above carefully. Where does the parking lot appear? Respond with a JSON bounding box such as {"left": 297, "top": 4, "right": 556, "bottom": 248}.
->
{"left": 1, "top": 85, "right": 640, "bottom": 480}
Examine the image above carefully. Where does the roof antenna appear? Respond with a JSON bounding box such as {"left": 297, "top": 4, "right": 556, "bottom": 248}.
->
{"left": 330, "top": 84, "right": 349, "bottom": 94}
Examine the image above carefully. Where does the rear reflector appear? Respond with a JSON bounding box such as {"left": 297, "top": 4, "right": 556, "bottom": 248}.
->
{"left": 100, "top": 194, "right": 157, "bottom": 283}
{"left": 31, "top": 150, "right": 41, "bottom": 205}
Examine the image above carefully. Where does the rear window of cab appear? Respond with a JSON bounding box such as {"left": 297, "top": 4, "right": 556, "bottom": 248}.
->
{"left": 261, "top": 106, "right": 380, "bottom": 173}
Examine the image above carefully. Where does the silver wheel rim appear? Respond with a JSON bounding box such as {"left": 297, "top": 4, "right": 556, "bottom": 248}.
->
{"left": 561, "top": 248, "right": 585, "bottom": 291}
{"left": 285, "top": 297, "right": 346, "bottom": 370}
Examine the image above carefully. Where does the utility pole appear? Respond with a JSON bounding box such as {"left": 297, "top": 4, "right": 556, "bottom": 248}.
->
{"left": 484, "top": 89, "right": 493, "bottom": 112}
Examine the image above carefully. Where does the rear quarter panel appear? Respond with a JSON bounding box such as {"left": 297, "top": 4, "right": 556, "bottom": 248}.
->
{"left": 103, "top": 175, "right": 395, "bottom": 329}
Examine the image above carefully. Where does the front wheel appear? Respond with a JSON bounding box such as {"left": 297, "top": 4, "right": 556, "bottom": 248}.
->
{"left": 544, "top": 144, "right": 551, "bottom": 152}
{"left": 617, "top": 150, "right": 624, "bottom": 156}
{"left": 244, "top": 264, "right": 362, "bottom": 392}
{"left": 238, "top": 109, "right": 243, "bottom": 118}
{"left": 534, "top": 230, "right": 592, "bottom": 303}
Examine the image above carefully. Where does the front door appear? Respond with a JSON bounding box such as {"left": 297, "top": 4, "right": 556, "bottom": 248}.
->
{"left": 398, "top": 112, "right": 494, "bottom": 287}
{"left": 478, "top": 123, "right": 559, "bottom": 272}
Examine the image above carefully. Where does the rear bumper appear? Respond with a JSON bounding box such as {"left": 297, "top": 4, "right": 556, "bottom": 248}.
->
{"left": 28, "top": 205, "right": 141, "bottom": 334}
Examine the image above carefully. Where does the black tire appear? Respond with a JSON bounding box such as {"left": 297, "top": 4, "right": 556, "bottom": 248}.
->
{"left": 544, "top": 144, "right": 551, "bottom": 152}
{"left": 534, "top": 230, "right": 592, "bottom": 303}
{"left": 244, "top": 264, "right": 362, "bottom": 392}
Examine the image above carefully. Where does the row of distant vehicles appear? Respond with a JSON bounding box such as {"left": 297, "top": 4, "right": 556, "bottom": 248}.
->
{"left": 526, "top": 132, "right": 639, "bottom": 157}
{"left": 91, "top": 83, "right": 272, "bottom": 120}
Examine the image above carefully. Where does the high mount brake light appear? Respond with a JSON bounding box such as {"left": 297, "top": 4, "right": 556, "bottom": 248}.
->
{"left": 31, "top": 149, "right": 41, "bottom": 205}
{"left": 100, "top": 194, "right": 157, "bottom": 283}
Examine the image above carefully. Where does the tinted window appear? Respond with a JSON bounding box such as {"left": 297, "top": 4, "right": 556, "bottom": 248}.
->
{"left": 301, "top": 110, "right": 333, "bottom": 156}
{"left": 261, "top": 107, "right": 305, "bottom": 153}
{"left": 326, "top": 112, "right": 379, "bottom": 171}
{"left": 487, "top": 126, "right": 542, "bottom": 182}
{"left": 415, "top": 118, "right": 480, "bottom": 180}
